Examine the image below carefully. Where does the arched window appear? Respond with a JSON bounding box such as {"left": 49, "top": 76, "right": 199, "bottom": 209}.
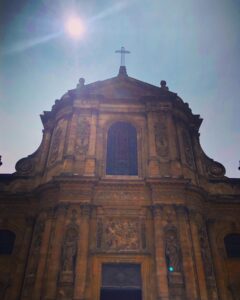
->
{"left": 224, "top": 234, "right": 240, "bottom": 258}
{"left": 106, "top": 122, "right": 138, "bottom": 175}
{"left": 0, "top": 230, "right": 16, "bottom": 255}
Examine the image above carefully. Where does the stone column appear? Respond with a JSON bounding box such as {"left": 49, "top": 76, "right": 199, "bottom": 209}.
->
{"left": 146, "top": 110, "right": 159, "bottom": 177}
{"left": 43, "top": 205, "right": 67, "bottom": 300}
{"left": 9, "top": 218, "right": 34, "bottom": 300}
{"left": 33, "top": 210, "right": 53, "bottom": 300}
{"left": 85, "top": 110, "right": 98, "bottom": 176}
{"left": 176, "top": 206, "right": 199, "bottom": 300}
{"left": 188, "top": 209, "right": 209, "bottom": 300}
{"left": 73, "top": 204, "right": 91, "bottom": 300}
{"left": 152, "top": 205, "right": 169, "bottom": 300}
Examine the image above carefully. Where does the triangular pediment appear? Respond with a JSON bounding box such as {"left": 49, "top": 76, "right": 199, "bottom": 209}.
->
{"left": 84, "top": 74, "right": 163, "bottom": 100}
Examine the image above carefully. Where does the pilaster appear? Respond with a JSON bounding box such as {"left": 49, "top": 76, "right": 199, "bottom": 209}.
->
{"left": 207, "top": 220, "right": 229, "bottom": 300}
{"left": 73, "top": 204, "right": 91, "bottom": 300}
{"left": 33, "top": 209, "right": 53, "bottom": 300}
{"left": 84, "top": 110, "right": 98, "bottom": 176}
{"left": 176, "top": 206, "right": 199, "bottom": 300}
{"left": 188, "top": 209, "right": 209, "bottom": 300}
{"left": 152, "top": 205, "right": 169, "bottom": 300}
{"left": 43, "top": 204, "right": 67, "bottom": 300}
{"left": 10, "top": 217, "right": 35, "bottom": 300}
{"left": 146, "top": 111, "right": 160, "bottom": 177}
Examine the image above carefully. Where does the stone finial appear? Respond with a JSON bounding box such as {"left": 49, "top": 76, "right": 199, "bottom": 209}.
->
{"left": 77, "top": 77, "right": 85, "bottom": 89}
{"left": 160, "top": 80, "right": 169, "bottom": 91}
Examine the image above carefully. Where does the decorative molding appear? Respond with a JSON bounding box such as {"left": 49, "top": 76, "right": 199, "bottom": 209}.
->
{"left": 95, "top": 190, "right": 146, "bottom": 202}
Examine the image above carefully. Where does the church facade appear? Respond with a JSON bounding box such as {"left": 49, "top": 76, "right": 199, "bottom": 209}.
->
{"left": 0, "top": 65, "right": 240, "bottom": 300}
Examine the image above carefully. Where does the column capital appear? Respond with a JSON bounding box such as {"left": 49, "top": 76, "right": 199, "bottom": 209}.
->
{"left": 187, "top": 208, "right": 204, "bottom": 225}
{"left": 80, "top": 203, "right": 92, "bottom": 217}
{"left": 54, "top": 203, "right": 69, "bottom": 217}
{"left": 25, "top": 216, "right": 35, "bottom": 227}
{"left": 151, "top": 204, "right": 164, "bottom": 217}
{"left": 174, "top": 204, "right": 188, "bottom": 216}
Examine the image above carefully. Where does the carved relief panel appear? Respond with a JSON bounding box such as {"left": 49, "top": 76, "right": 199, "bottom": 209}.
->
{"left": 57, "top": 209, "right": 79, "bottom": 299}
{"left": 164, "top": 226, "right": 182, "bottom": 273}
{"left": 75, "top": 116, "right": 90, "bottom": 157}
{"left": 154, "top": 122, "right": 169, "bottom": 157}
{"left": 164, "top": 225, "right": 186, "bottom": 299}
{"left": 49, "top": 127, "right": 62, "bottom": 165}
{"left": 48, "top": 118, "right": 68, "bottom": 166}
{"left": 96, "top": 218, "right": 147, "bottom": 252}
{"left": 182, "top": 131, "right": 195, "bottom": 168}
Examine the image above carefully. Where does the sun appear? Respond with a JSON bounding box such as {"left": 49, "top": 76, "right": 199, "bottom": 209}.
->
{"left": 65, "top": 16, "right": 85, "bottom": 39}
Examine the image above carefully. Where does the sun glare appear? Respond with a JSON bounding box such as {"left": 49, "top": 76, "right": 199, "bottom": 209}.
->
{"left": 65, "top": 17, "right": 85, "bottom": 39}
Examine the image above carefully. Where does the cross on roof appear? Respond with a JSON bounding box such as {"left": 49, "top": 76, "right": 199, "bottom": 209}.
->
{"left": 115, "top": 46, "right": 130, "bottom": 67}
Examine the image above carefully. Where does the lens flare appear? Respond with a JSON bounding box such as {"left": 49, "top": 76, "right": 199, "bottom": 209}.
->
{"left": 65, "top": 17, "right": 85, "bottom": 39}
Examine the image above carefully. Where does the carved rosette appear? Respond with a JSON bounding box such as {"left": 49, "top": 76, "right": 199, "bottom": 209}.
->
{"left": 182, "top": 131, "right": 195, "bottom": 168}
{"left": 96, "top": 218, "right": 146, "bottom": 252}
{"left": 75, "top": 117, "right": 90, "bottom": 157}
{"left": 154, "top": 122, "right": 169, "bottom": 157}
{"left": 49, "top": 127, "right": 62, "bottom": 164}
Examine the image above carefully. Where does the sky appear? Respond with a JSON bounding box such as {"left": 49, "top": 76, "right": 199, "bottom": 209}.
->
{"left": 0, "top": 0, "right": 239, "bottom": 177}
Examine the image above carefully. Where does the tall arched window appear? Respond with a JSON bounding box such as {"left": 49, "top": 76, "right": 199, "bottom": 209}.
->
{"left": 224, "top": 233, "right": 240, "bottom": 258}
{"left": 106, "top": 122, "right": 138, "bottom": 175}
{"left": 0, "top": 230, "right": 16, "bottom": 255}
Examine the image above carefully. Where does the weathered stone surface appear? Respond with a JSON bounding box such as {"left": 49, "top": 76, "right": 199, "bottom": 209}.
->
{"left": 0, "top": 70, "right": 240, "bottom": 300}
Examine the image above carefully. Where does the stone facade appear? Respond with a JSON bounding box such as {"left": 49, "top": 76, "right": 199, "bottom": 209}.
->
{"left": 0, "top": 66, "right": 240, "bottom": 300}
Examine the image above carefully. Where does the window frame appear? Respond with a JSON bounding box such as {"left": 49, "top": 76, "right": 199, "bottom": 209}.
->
{"left": 103, "top": 119, "right": 143, "bottom": 179}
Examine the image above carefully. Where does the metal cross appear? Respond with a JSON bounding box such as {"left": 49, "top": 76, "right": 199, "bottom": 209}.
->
{"left": 115, "top": 46, "right": 130, "bottom": 67}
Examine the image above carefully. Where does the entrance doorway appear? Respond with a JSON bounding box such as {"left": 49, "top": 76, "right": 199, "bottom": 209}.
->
{"left": 100, "top": 263, "right": 142, "bottom": 300}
